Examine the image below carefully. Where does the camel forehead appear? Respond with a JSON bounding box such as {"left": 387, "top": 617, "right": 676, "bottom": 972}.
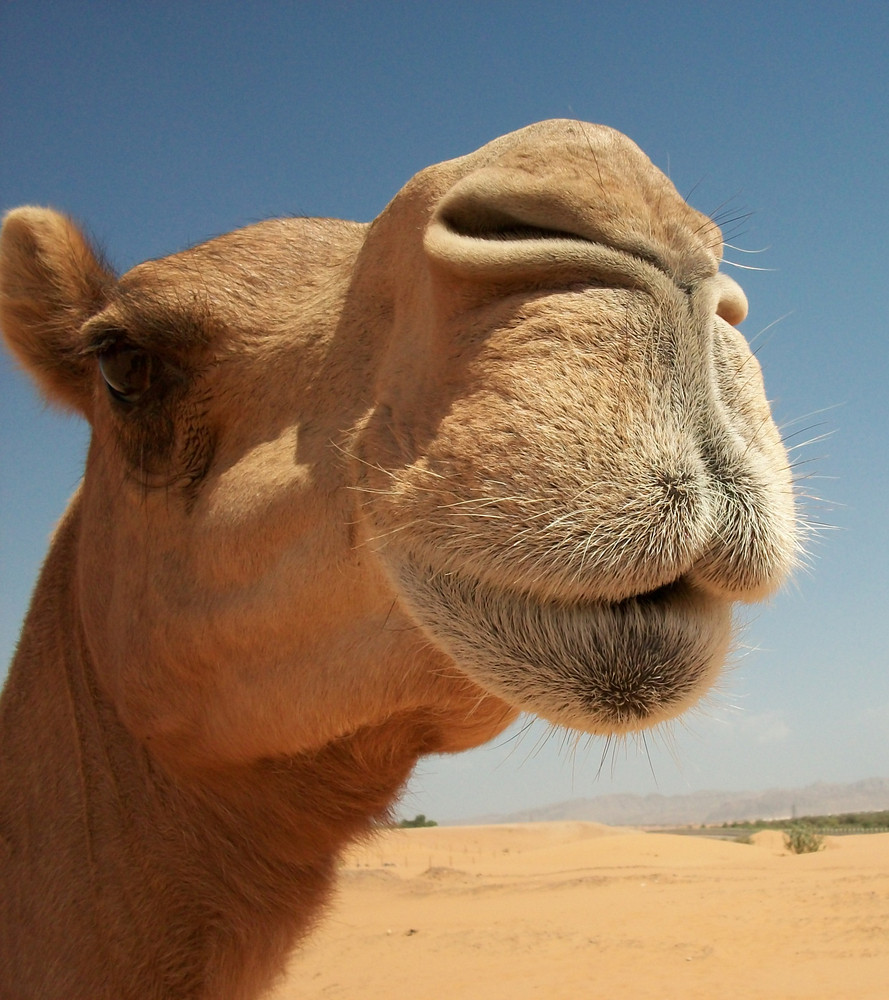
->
{"left": 119, "top": 217, "right": 363, "bottom": 290}
{"left": 103, "top": 217, "right": 364, "bottom": 335}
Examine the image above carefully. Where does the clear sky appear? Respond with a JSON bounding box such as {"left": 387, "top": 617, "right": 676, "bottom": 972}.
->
{"left": 1, "top": 1, "right": 887, "bottom": 823}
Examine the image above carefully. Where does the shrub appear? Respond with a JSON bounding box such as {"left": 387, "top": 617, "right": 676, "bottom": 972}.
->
{"left": 784, "top": 826, "right": 825, "bottom": 854}
{"left": 398, "top": 814, "right": 438, "bottom": 828}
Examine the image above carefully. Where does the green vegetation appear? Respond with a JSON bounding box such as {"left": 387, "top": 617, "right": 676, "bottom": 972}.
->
{"left": 721, "top": 810, "right": 889, "bottom": 835}
{"left": 784, "top": 826, "right": 825, "bottom": 854}
{"left": 397, "top": 814, "right": 438, "bottom": 828}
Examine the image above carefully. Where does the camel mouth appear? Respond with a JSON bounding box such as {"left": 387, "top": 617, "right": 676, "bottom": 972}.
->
{"left": 392, "top": 558, "right": 733, "bottom": 735}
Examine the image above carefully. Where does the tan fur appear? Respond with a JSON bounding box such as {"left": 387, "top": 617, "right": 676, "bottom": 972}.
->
{"left": 0, "top": 121, "right": 797, "bottom": 998}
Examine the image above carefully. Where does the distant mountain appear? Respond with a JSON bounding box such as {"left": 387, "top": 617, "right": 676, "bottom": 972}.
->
{"left": 466, "top": 776, "right": 889, "bottom": 827}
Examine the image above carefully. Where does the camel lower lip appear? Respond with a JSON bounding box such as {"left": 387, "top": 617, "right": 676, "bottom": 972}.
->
{"left": 393, "top": 560, "right": 732, "bottom": 734}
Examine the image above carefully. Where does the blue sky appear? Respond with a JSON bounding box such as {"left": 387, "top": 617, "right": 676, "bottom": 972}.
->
{"left": 1, "top": 1, "right": 887, "bottom": 822}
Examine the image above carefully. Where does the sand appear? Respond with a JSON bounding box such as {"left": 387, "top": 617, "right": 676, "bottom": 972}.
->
{"left": 269, "top": 823, "right": 889, "bottom": 999}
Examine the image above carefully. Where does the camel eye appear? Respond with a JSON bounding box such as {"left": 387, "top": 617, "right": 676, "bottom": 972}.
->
{"left": 98, "top": 345, "right": 157, "bottom": 404}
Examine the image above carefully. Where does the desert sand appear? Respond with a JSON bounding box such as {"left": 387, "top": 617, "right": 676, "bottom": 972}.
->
{"left": 269, "top": 822, "right": 888, "bottom": 999}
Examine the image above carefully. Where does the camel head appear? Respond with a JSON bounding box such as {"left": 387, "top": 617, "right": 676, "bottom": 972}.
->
{"left": 0, "top": 120, "right": 798, "bottom": 776}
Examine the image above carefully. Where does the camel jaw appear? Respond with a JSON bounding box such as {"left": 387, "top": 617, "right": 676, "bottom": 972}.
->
{"left": 391, "top": 558, "right": 732, "bottom": 735}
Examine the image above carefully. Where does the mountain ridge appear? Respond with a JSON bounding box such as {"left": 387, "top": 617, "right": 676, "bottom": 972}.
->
{"left": 459, "top": 776, "right": 889, "bottom": 827}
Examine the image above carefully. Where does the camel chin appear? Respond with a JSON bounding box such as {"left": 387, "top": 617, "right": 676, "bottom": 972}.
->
{"left": 387, "top": 556, "right": 732, "bottom": 735}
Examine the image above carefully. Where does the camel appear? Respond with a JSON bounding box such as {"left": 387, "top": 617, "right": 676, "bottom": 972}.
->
{"left": 0, "top": 120, "right": 797, "bottom": 999}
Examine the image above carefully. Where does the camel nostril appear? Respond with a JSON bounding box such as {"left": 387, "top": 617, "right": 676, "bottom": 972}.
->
{"left": 440, "top": 204, "right": 584, "bottom": 244}
{"left": 713, "top": 272, "right": 748, "bottom": 326}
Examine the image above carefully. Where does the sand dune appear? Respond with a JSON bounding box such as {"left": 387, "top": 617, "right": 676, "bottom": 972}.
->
{"left": 269, "top": 822, "right": 889, "bottom": 999}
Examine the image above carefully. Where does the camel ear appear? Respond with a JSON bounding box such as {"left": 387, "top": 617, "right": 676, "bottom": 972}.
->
{"left": 0, "top": 206, "right": 115, "bottom": 414}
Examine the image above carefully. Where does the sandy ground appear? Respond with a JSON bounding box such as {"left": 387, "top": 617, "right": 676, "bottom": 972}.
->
{"left": 269, "top": 822, "right": 889, "bottom": 999}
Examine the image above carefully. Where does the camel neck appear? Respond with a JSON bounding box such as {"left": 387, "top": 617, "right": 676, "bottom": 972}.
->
{"left": 0, "top": 502, "right": 430, "bottom": 999}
